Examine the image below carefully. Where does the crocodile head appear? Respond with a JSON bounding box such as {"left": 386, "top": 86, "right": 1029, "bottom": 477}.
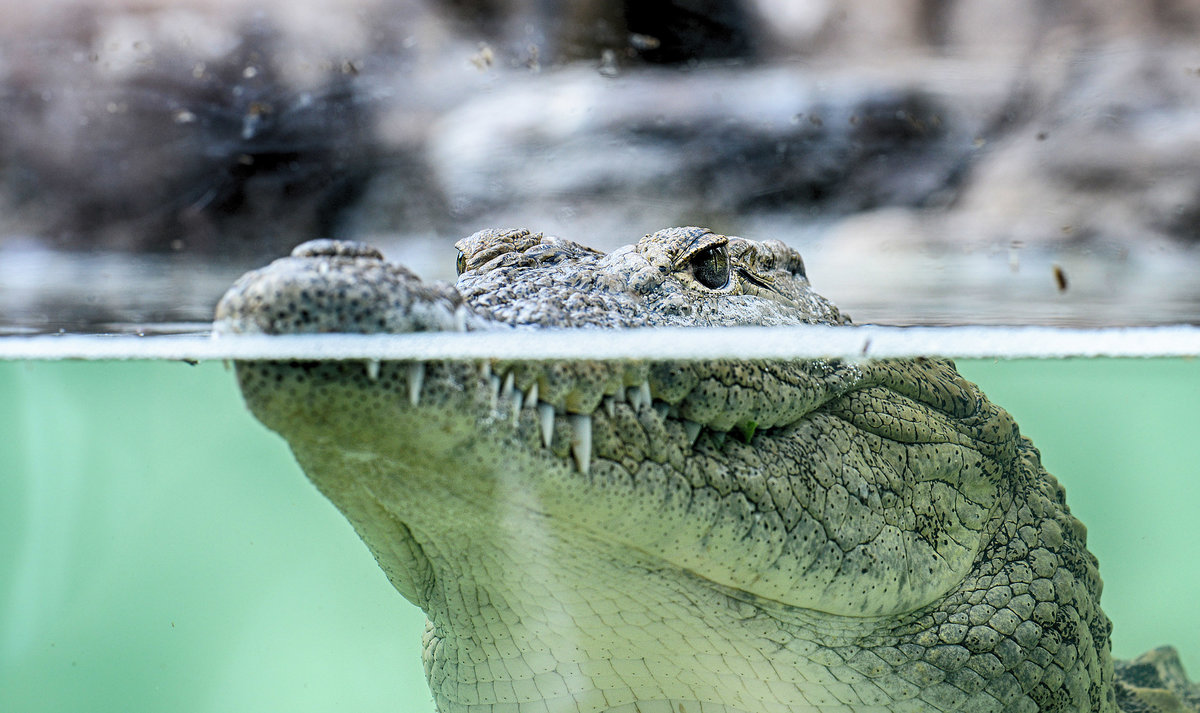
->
{"left": 215, "top": 227, "right": 1114, "bottom": 713}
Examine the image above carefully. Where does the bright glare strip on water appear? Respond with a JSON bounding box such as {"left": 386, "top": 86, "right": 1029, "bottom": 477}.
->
{"left": 2, "top": 325, "right": 1200, "bottom": 360}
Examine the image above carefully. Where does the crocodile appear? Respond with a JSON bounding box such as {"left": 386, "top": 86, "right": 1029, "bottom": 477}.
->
{"left": 215, "top": 227, "right": 1197, "bottom": 713}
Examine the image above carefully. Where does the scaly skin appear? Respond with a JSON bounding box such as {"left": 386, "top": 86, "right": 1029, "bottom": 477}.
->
{"left": 215, "top": 227, "right": 1197, "bottom": 713}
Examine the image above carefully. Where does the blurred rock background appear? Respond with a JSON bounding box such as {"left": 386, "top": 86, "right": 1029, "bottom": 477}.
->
{"left": 3, "top": 0, "right": 1200, "bottom": 328}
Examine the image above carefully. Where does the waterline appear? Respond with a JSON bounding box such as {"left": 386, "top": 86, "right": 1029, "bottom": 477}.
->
{"left": 2, "top": 325, "right": 1200, "bottom": 361}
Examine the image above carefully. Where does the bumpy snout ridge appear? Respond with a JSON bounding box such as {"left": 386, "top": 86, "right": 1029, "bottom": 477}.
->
{"left": 215, "top": 239, "right": 483, "bottom": 336}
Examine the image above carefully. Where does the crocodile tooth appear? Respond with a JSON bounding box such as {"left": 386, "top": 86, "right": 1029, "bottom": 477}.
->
{"left": 711, "top": 431, "right": 727, "bottom": 448}
{"left": 480, "top": 361, "right": 492, "bottom": 380}
{"left": 538, "top": 403, "right": 555, "bottom": 447}
{"left": 407, "top": 362, "right": 425, "bottom": 406}
{"left": 627, "top": 385, "right": 646, "bottom": 411}
{"left": 509, "top": 383, "right": 524, "bottom": 414}
{"left": 653, "top": 402, "right": 670, "bottom": 419}
{"left": 489, "top": 374, "right": 502, "bottom": 407}
{"left": 524, "top": 382, "right": 539, "bottom": 409}
{"left": 603, "top": 396, "right": 616, "bottom": 419}
{"left": 453, "top": 304, "right": 469, "bottom": 332}
{"left": 684, "top": 420, "right": 702, "bottom": 445}
{"left": 569, "top": 413, "right": 592, "bottom": 475}
{"left": 365, "top": 359, "right": 381, "bottom": 382}
{"left": 501, "top": 372, "right": 515, "bottom": 400}
{"left": 638, "top": 381, "right": 652, "bottom": 410}
{"left": 611, "top": 388, "right": 626, "bottom": 404}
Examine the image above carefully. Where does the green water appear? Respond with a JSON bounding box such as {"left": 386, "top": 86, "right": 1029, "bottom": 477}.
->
{"left": 1, "top": 359, "right": 1197, "bottom": 712}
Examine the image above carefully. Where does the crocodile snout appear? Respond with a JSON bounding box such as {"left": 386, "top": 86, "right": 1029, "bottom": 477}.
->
{"left": 215, "top": 240, "right": 478, "bottom": 336}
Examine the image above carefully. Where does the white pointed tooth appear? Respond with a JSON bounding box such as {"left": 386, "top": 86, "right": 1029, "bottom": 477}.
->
{"left": 684, "top": 420, "right": 702, "bottom": 445}
{"left": 626, "top": 381, "right": 653, "bottom": 411}
{"left": 538, "top": 403, "right": 556, "bottom": 447}
{"left": 480, "top": 361, "right": 492, "bottom": 379}
{"left": 454, "top": 304, "right": 469, "bottom": 332}
{"left": 489, "top": 374, "right": 502, "bottom": 407}
{"left": 366, "top": 359, "right": 381, "bottom": 381}
{"left": 611, "top": 387, "right": 626, "bottom": 404}
{"left": 569, "top": 413, "right": 592, "bottom": 475}
{"left": 712, "top": 431, "right": 727, "bottom": 448}
{"left": 501, "top": 372, "right": 515, "bottom": 400}
{"left": 407, "top": 362, "right": 425, "bottom": 406}
{"left": 654, "top": 402, "right": 670, "bottom": 419}
{"left": 510, "top": 387, "right": 524, "bottom": 414}
{"left": 525, "top": 382, "right": 539, "bottom": 409}
{"left": 603, "top": 396, "right": 616, "bottom": 419}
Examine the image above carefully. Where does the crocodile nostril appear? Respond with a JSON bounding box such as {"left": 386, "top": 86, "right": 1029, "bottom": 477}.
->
{"left": 291, "top": 239, "right": 384, "bottom": 260}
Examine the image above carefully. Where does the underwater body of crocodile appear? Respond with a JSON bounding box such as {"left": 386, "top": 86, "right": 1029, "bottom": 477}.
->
{"left": 215, "top": 227, "right": 1197, "bottom": 713}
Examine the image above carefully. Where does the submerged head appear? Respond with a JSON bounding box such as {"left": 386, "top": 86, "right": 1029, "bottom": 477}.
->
{"left": 215, "top": 227, "right": 1111, "bottom": 713}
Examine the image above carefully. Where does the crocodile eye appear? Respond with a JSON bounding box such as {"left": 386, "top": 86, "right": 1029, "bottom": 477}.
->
{"left": 690, "top": 244, "right": 729, "bottom": 289}
{"left": 455, "top": 250, "right": 467, "bottom": 276}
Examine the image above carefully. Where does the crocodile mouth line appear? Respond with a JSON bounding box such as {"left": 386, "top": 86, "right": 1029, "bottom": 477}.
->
{"left": 324, "top": 356, "right": 946, "bottom": 477}
{"left": 245, "top": 348, "right": 966, "bottom": 484}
